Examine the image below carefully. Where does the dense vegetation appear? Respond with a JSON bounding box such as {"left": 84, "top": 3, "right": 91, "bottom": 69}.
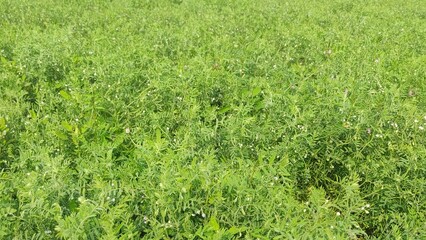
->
{"left": 1, "top": 0, "right": 425, "bottom": 239}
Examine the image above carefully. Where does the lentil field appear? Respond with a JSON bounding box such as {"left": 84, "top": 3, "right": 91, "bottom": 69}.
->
{"left": 1, "top": 0, "right": 426, "bottom": 239}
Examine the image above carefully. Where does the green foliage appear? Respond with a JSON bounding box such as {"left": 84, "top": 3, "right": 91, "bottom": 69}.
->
{"left": 1, "top": 0, "right": 425, "bottom": 239}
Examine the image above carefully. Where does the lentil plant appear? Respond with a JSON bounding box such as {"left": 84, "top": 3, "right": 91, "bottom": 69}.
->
{"left": 1, "top": 0, "right": 425, "bottom": 239}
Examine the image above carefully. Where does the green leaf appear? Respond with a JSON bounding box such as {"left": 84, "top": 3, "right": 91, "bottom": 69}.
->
{"left": 113, "top": 134, "right": 124, "bottom": 147}
{"left": 29, "top": 109, "right": 37, "bottom": 120}
{"left": 81, "top": 119, "right": 93, "bottom": 134}
{"left": 208, "top": 216, "right": 220, "bottom": 231}
{"left": 59, "top": 90, "right": 72, "bottom": 100}
{"left": 0, "top": 117, "right": 5, "bottom": 130}
{"left": 155, "top": 128, "right": 162, "bottom": 143}
{"left": 0, "top": 56, "right": 8, "bottom": 65}
{"left": 218, "top": 106, "right": 231, "bottom": 114}
{"left": 309, "top": 187, "right": 326, "bottom": 207}
{"left": 254, "top": 101, "right": 265, "bottom": 111}
{"left": 227, "top": 226, "right": 247, "bottom": 235}
{"left": 252, "top": 87, "right": 262, "bottom": 97}
{"left": 55, "top": 130, "right": 68, "bottom": 140}
{"left": 61, "top": 121, "right": 73, "bottom": 132}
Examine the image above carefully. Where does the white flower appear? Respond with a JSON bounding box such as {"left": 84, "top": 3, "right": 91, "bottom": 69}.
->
{"left": 336, "top": 212, "right": 341, "bottom": 216}
{"left": 125, "top": 128, "right": 130, "bottom": 134}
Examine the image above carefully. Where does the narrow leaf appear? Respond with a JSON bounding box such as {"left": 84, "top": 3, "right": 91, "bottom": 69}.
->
{"left": 61, "top": 121, "right": 73, "bottom": 132}
{"left": 59, "top": 90, "right": 72, "bottom": 100}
